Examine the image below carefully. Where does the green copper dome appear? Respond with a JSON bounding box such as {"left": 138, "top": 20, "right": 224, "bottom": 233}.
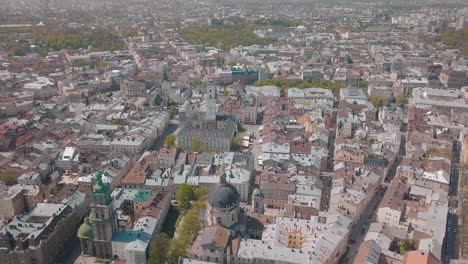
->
{"left": 77, "top": 218, "right": 94, "bottom": 239}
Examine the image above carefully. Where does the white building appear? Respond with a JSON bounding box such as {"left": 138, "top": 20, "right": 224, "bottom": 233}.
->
{"left": 235, "top": 216, "right": 349, "bottom": 264}
{"left": 23, "top": 77, "right": 56, "bottom": 99}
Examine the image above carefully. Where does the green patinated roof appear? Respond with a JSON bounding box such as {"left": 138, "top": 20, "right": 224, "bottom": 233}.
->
{"left": 77, "top": 218, "right": 94, "bottom": 239}
{"left": 231, "top": 69, "right": 245, "bottom": 75}
{"left": 231, "top": 69, "right": 257, "bottom": 75}
{"left": 133, "top": 189, "right": 152, "bottom": 203}
{"left": 93, "top": 170, "right": 110, "bottom": 194}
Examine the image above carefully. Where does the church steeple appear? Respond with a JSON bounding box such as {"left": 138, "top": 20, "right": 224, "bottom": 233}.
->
{"left": 220, "top": 172, "right": 227, "bottom": 185}
{"left": 205, "top": 83, "right": 217, "bottom": 122}
{"left": 90, "top": 170, "right": 114, "bottom": 259}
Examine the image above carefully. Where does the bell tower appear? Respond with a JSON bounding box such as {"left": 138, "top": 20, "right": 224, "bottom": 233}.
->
{"left": 90, "top": 170, "right": 114, "bottom": 259}
{"left": 205, "top": 84, "right": 217, "bottom": 121}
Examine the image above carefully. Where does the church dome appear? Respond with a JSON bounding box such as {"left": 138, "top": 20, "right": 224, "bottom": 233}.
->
{"left": 296, "top": 25, "right": 307, "bottom": 31}
{"left": 208, "top": 183, "right": 240, "bottom": 209}
{"left": 77, "top": 218, "right": 94, "bottom": 239}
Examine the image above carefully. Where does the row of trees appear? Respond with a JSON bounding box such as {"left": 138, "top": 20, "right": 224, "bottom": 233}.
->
{"left": 2, "top": 26, "right": 127, "bottom": 56}
{"left": 0, "top": 173, "right": 14, "bottom": 186}
{"left": 187, "top": 138, "right": 224, "bottom": 153}
{"left": 165, "top": 136, "right": 244, "bottom": 153}
{"left": 254, "top": 78, "right": 347, "bottom": 96}
{"left": 253, "top": 18, "right": 302, "bottom": 28}
{"left": 436, "top": 28, "right": 468, "bottom": 55}
{"left": 370, "top": 95, "right": 406, "bottom": 108}
{"left": 180, "top": 22, "right": 273, "bottom": 51}
{"left": 149, "top": 184, "right": 208, "bottom": 264}
{"left": 32, "top": 28, "right": 127, "bottom": 51}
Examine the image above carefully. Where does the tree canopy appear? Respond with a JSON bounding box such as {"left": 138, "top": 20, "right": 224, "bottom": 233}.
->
{"left": 255, "top": 78, "right": 347, "bottom": 97}
{"left": 395, "top": 95, "right": 406, "bottom": 107}
{"left": 148, "top": 185, "right": 208, "bottom": 264}
{"left": 370, "top": 96, "right": 387, "bottom": 108}
{"left": 2, "top": 26, "right": 127, "bottom": 57}
{"left": 0, "top": 173, "right": 14, "bottom": 186}
{"left": 188, "top": 138, "right": 203, "bottom": 152}
{"left": 398, "top": 238, "right": 416, "bottom": 255}
{"left": 180, "top": 22, "right": 273, "bottom": 51}
{"left": 438, "top": 28, "right": 468, "bottom": 55}
{"left": 176, "top": 184, "right": 195, "bottom": 211}
{"left": 186, "top": 138, "right": 223, "bottom": 153}
{"left": 253, "top": 18, "right": 302, "bottom": 27}
{"left": 169, "top": 105, "right": 178, "bottom": 117}
{"left": 231, "top": 137, "right": 243, "bottom": 152}
{"left": 32, "top": 28, "right": 127, "bottom": 51}
{"left": 164, "top": 134, "right": 176, "bottom": 148}
{"left": 237, "top": 122, "right": 246, "bottom": 132}
{"left": 148, "top": 233, "right": 170, "bottom": 264}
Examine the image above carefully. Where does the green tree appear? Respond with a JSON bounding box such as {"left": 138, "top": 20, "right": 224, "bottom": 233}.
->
{"left": 1, "top": 173, "right": 14, "bottom": 186}
{"left": 189, "top": 138, "right": 204, "bottom": 152}
{"left": 254, "top": 78, "right": 346, "bottom": 97}
{"left": 370, "top": 96, "right": 387, "bottom": 108}
{"left": 231, "top": 137, "right": 243, "bottom": 152}
{"left": 169, "top": 105, "right": 178, "bottom": 118}
{"left": 423, "top": 147, "right": 439, "bottom": 163}
{"left": 180, "top": 21, "right": 273, "bottom": 51}
{"left": 164, "top": 134, "right": 176, "bottom": 147}
{"left": 398, "top": 238, "right": 416, "bottom": 255}
{"left": 237, "top": 122, "right": 246, "bottom": 132}
{"left": 148, "top": 233, "right": 170, "bottom": 264}
{"left": 181, "top": 211, "right": 201, "bottom": 238}
{"left": 395, "top": 95, "right": 406, "bottom": 107}
{"left": 436, "top": 28, "right": 468, "bottom": 56}
{"left": 164, "top": 185, "right": 207, "bottom": 262}
{"left": 176, "top": 184, "right": 194, "bottom": 210}
{"left": 70, "top": 59, "right": 88, "bottom": 67}
{"left": 193, "top": 186, "right": 209, "bottom": 201}
{"left": 168, "top": 239, "right": 187, "bottom": 263}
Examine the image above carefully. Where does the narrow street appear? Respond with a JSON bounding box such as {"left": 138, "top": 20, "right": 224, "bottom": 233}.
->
{"left": 442, "top": 140, "right": 461, "bottom": 264}
{"left": 345, "top": 186, "right": 386, "bottom": 263}
{"left": 345, "top": 132, "right": 404, "bottom": 263}
{"left": 54, "top": 236, "right": 81, "bottom": 264}
{"left": 319, "top": 128, "right": 336, "bottom": 211}
{"left": 151, "top": 123, "right": 179, "bottom": 151}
